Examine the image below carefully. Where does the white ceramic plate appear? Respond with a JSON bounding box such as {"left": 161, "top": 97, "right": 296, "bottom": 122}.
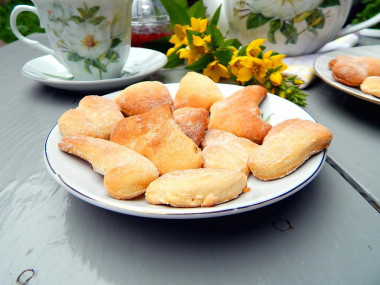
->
{"left": 359, "top": 28, "right": 380, "bottom": 38}
{"left": 44, "top": 83, "right": 327, "bottom": 219}
{"left": 21, "top": 47, "right": 167, "bottom": 92}
{"left": 314, "top": 45, "right": 380, "bottom": 105}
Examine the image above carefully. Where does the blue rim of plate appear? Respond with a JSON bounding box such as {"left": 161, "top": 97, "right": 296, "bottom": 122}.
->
{"left": 43, "top": 130, "right": 327, "bottom": 219}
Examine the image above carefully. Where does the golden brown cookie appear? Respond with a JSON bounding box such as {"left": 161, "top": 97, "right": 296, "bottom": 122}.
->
{"left": 330, "top": 55, "right": 380, "bottom": 87}
{"left": 113, "top": 81, "right": 173, "bottom": 116}
{"left": 58, "top": 135, "right": 159, "bottom": 199}
{"left": 173, "top": 107, "right": 209, "bottom": 145}
{"left": 145, "top": 168, "right": 248, "bottom": 207}
{"left": 201, "top": 129, "right": 259, "bottom": 175}
{"left": 174, "top": 72, "right": 223, "bottom": 110}
{"left": 248, "top": 119, "right": 332, "bottom": 180}
{"left": 208, "top": 85, "right": 271, "bottom": 144}
{"left": 360, "top": 76, "right": 380, "bottom": 98}
{"left": 227, "top": 85, "right": 267, "bottom": 106}
{"left": 58, "top": 95, "right": 123, "bottom": 139}
{"left": 110, "top": 103, "right": 203, "bottom": 174}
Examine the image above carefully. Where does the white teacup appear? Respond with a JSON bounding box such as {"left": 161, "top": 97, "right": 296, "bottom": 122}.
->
{"left": 11, "top": 0, "right": 133, "bottom": 80}
{"left": 208, "top": 0, "right": 380, "bottom": 56}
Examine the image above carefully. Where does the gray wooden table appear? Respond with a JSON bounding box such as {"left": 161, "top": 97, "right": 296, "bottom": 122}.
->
{"left": 1, "top": 34, "right": 379, "bottom": 284}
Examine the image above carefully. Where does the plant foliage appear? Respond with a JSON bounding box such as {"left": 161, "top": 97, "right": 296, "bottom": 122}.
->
{"left": 0, "top": 0, "right": 45, "bottom": 44}
{"left": 160, "top": 0, "right": 308, "bottom": 106}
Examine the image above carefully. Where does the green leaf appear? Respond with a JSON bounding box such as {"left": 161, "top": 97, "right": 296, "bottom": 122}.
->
{"left": 268, "top": 19, "right": 281, "bottom": 43}
{"left": 306, "top": 9, "right": 325, "bottom": 29}
{"left": 160, "top": 0, "right": 191, "bottom": 26}
{"left": 111, "top": 38, "right": 122, "bottom": 48}
{"left": 280, "top": 22, "right": 298, "bottom": 44}
{"left": 84, "top": 58, "right": 92, "bottom": 74}
{"left": 221, "top": 38, "right": 242, "bottom": 49}
{"left": 87, "top": 6, "right": 100, "bottom": 18}
{"left": 237, "top": 45, "right": 247, "bottom": 56}
{"left": 186, "top": 53, "right": 214, "bottom": 71}
{"left": 170, "top": 0, "right": 188, "bottom": 10}
{"left": 210, "top": 25, "right": 224, "bottom": 49}
{"left": 307, "top": 27, "right": 318, "bottom": 36}
{"left": 268, "top": 31, "right": 276, "bottom": 44}
{"left": 187, "top": 1, "right": 206, "bottom": 19}
{"left": 246, "top": 13, "right": 273, "bottom": 29}
{"left": 70, "top": 16, "right": 84, "bottom": 24}
{"left": 89, "top": 16, "right": 105, "bottom": 25}
{"left": 272, "top": 65, "right": 284, "bottom": 72}
{"left": 186, "top": 29, "right": 201, "bottom": 45}
{"left": 270, "top": 19, "right": 282, "bottom": 32}
{"left": 164, "top": 47, "right": 185, "bottom": 68}
{"left": 77, "top": 8, "right": 88, "bottom": 19}
{"left": 91, "top": 59, "right": 107, "bottom": 72}
{"left": 209, "top": 5, "right": 222, "bottom": 27}
{"left": 106, "top": 49, "right": 120, "bottom": 61}
{"left": 67, "top": 52, "right": 84, "bottom": 62}
{"left": 320, "top": 0, "right": 340, "bottom": 8}
{"left": 214, "top": 48, "right": 233, "bottom": 66}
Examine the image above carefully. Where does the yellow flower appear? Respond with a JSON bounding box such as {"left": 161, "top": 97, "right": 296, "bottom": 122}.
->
{"left": 229, "top": 56, "right": 246, "bottom": 78}
{"left": 178, "top": 47, "right": 190, "bottom": 60}
{"left": 192, "top": 35, "right": 207, "bottom": 47}
{"left": 203, "top": 61, "right": 230, "bottom": 82}
{"left": 269, "top": 72, "right": 282, "bottom": 86}
{"left": 169, "top": 24, "right": 190, "bottom": 48}
{"left": 190, "top": 17, "right": 208, "bottom": 33}
{"left": 166, "top": 47, "right": 176, "bottom": 56}
{"left": 293, "top": 79, "right": 304, "bottom": 85}
{"left": 203, "top": 34, "right": 211, "bottom": 44}
{"left": 263, "top": 50, "right": 273, "bottom": 60}
{"left": 263, "top": 52, "right": 287, "bottom": 72}
{"left": 230, "top": 56, "right": 267, "bottom": 83}
{"left": 246, "top": 39, "right": 266, "bottom": 57}
{"left": 184, "top": 45, "right": 207, "bottom": 64}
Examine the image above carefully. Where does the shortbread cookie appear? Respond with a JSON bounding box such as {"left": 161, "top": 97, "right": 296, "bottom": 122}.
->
{"left": 113, "top": 81, "right": 173, "bottom": 116}
{"left": 208, "top": 85, "right": 271, "bottom": 144}
{"left": 58, "top": 135, "right": 159, "bottom": 199}
{"left": 58, "top": 95, "right": 123, "bottom": 139}
{"left": 360, "top": 76, "right": 380, "bottom": 98}
{"left": 110, "top": 103, "right": 203, "bottom": 175}
{"left": 227, "top": 85, "right": 267, "bottom": 106}
{"left": 248, "top": 119, "right": 332, "bottom": 180}
{"left": 329, "top": 55, "right": 380, "bottom": 87}
{"left": 174, "top": 72, "right": 223, "bottom": 110}
{"left": 201, "top": 129, "right": 259, "bottom": 175}
{"left": 173, "top": 107, "right": 209, "bottom": 145}
{"left": 145, "top": 168, "right": 248, "bottom": 207}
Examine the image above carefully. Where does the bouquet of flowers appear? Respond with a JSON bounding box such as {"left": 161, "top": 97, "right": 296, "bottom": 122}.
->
{"left": 160, "top": 0, "right": 307, "bottom": 106}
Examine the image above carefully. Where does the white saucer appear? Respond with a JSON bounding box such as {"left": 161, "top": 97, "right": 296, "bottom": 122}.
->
{"left": 21, "top": 47, "right": 167, "bottom": 92}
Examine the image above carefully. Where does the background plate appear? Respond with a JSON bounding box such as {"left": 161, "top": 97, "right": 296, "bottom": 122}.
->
{"left": 44, "top": 83, "right": 327, "bottom": 219}
{"left": 314, "top": 45, "right": 380, "bottom": 105}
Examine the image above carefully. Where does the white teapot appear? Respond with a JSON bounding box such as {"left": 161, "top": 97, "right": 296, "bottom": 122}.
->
{"left": 204, "top": 0, "right": 380, "bottom": 56}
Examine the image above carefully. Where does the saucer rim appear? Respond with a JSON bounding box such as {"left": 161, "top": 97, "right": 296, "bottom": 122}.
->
{"left": 21, "top": 47, "right": 168, "bottom": 91}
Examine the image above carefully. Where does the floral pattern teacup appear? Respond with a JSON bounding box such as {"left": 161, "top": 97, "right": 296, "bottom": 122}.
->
{"left": 11, "top": 0, "right": 132, "bottom": 80}
{"left": 221, "top": 0, "right": 380, "bottom": 56}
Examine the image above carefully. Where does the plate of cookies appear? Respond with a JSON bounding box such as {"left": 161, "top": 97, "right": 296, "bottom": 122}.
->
{"left": 44, "top": 72, "right": 332, "bottom": 219}
{"left": 314, "top": 45, "right": 380, "bottom": 105}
